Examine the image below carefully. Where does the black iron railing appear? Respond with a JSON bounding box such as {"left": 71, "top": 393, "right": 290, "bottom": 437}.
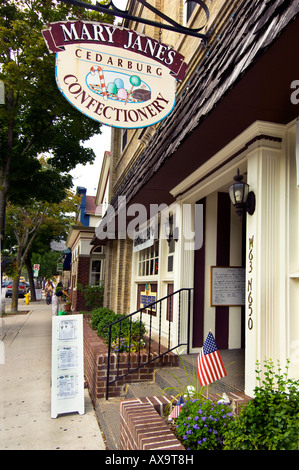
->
{"left": 104, "top": 288, "right": 193, "bottom": 400}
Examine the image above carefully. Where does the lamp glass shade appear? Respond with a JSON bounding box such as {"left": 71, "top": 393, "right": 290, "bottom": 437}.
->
{"left": 164, "top": 216, "right": 173, "bottom": 239}
{"left": 164, "top": 222, "right": 171, "bottom": 239}
{"left": 229, "top": 182, "right": 249, "bottom": 205}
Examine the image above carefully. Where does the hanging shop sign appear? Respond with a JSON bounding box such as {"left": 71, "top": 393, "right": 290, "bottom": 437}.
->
{"left": 42, "top": 21, "right": 188, "bottom": 129}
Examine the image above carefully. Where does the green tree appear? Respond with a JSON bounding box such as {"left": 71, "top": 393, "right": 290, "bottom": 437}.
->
{"left": 0, "top": 0, "right": 113, "bottom": 241}
{"left": 4, "top": 189, "right": 79, "bottom": 311}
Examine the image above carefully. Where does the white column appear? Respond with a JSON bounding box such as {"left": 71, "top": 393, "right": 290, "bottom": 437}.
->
{"left": 176, "top": 200, "right": 196, "bottom": 352}
{"left": 286, "top": 122, "right": 299, "bottom": 380}
{"left": 245, "top": 137, "right": 286, "bottom": 396}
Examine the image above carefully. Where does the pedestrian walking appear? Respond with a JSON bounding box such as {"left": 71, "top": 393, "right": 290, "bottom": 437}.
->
{"left": 51, "top": 283, "right": 69, "bottom": 316}
{"left": 44, "top": 279, "right": 53, "bottom": 304}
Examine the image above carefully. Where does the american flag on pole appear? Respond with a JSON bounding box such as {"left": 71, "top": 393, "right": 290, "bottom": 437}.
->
{"left": 169, "top": 396, "right": 184, "bottom": 419}
{"left": 197, "top": 332, "right": 227, "bottom": 386}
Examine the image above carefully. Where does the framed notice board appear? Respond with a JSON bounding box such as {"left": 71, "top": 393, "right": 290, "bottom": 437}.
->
{"left": 210, "top": 266, "right": 245, "bottom": 307}
{"left": 51, "top": 314, "right": 84, "bottom": 419}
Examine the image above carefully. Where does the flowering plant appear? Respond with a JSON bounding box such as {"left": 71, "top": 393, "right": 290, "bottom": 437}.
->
{"left": 111, "top": 336, "right": 145, "bottom": 353}
{"left": 175, "top": 398, "right": 235, "bottom": 450}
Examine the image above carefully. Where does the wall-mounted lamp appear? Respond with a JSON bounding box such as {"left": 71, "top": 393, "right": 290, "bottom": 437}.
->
{"left": 163, "top": 213, "right": 179, "bottom": 245}
{"left": 229, "top": 169, "right": 255, "bottom": 217}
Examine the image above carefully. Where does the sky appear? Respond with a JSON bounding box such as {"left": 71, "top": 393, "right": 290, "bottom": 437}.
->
{"left": 69, "top": 0, "right": 128, "bottom": 196}
{"left": 70, "top": 125, "right": 111, "bottom": 196}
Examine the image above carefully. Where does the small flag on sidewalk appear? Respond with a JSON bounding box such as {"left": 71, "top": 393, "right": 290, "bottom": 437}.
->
{"left": 197, "top": 331, "right": 226, "bottom": 387}
{"left": 169, "top": 395, "right": 184, "bottom": 419}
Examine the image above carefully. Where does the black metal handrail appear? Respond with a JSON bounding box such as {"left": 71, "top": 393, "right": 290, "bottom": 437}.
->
{"left": 104, "top": 288, "right": 193, "bottom": 400}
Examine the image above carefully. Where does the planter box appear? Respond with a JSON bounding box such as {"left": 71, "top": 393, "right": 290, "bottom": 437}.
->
{"left": 83, "top": 317, "right": 179, "bottom": 405}
{"left": 120, "top": 396, "right": 185, "bottom": 450}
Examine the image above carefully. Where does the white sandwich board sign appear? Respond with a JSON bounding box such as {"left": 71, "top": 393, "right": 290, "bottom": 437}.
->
{"left": 51, "top": 314, "right": 84, "bottom": 419}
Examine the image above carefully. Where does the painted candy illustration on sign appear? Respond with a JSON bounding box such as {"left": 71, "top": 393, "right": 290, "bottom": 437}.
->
{"left": 42, "top": 21, "right": 188, "bottom": 129}
{"left": 87, "top": 68, "right": 151, "bottom": 104}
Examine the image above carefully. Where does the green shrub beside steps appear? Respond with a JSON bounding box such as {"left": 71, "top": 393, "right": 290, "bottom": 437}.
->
{"left": 90, "top": 307, "right": 146, "bottom": 347}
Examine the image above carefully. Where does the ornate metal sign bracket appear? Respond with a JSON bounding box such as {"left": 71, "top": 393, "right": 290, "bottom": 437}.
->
{"left": 60, "top": 0, "right": 211, "bottom": 42}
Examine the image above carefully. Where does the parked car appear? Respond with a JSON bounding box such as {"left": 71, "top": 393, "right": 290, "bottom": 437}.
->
{"left": 5, "top": 281, "right": 29, "bottom": 298}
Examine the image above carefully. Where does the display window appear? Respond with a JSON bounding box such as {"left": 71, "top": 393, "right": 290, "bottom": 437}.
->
{"left": 138, "top": 240, "right": 159, "bottom": 276}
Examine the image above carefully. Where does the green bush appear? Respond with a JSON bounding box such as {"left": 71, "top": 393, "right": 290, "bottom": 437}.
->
{"left": 223, "top": 359, "right": 299, "bottom": 450}
{"left": 77, "top": 283, "right": 104, "bottom": 309}
{"left": 90, "top": 307, "right": 146, "bottom": 347}
{"left": 90, "top": 307, "right": 115, "bottom": 330}
{"left": 97, "top": 311, "right": 125, "bottom": 341}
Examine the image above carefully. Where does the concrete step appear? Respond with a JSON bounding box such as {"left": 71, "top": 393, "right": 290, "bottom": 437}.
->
{"left": 125, "top": 380, "right": 164, "bottom": 399}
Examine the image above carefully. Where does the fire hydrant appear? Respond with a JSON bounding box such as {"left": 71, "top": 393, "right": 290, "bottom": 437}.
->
{"left": 25, "top": 292, "right": 30, "bottom": 305}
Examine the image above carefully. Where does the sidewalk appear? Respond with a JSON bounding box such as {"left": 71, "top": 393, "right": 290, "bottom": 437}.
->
{"left": 0, "top": 297, "right": 106, "bottom": 450}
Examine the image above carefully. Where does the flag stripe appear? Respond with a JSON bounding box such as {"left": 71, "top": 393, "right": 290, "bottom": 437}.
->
{"left": 206, "top": 356, "right": 217, "bottom": 382}
{"left": 197, "top": 350, "right": 210, "bottom": 386}
{"left": 208, "top": 351, "right": 223, "bottom": 381}
{"left": 170, "top": 405, "right": 181, "bottom": 419}
{"left": 203, "top": 353, "right": 215, "bottom": 383}
{"left": 213, "top": 350, "right": 226, "bottom": 378}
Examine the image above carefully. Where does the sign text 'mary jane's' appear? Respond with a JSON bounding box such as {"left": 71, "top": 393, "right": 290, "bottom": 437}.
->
{"left": 42, "top": 21, "right": 188, "bottom": 128}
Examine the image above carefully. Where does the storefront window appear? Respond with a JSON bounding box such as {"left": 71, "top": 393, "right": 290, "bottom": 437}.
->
{"left": 138, "top": 240, "right": 159, "bottom": 276}
{"left": 90, "top": 247, "right": 104, "bottom": 285}
{"left": 90, "top": 259, "right": 102, "bottom": 285}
